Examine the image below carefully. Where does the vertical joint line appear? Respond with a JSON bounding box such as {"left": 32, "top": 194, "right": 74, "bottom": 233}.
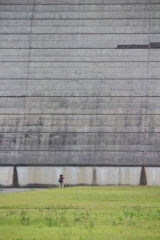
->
{"left": 21, "top": 0, "right": 35, "bottom": 150}
{"left": 26, "top": 0, "right": 35, "bottom": 85}
{"left": 144, "top": 1, "right": 151, "bottom": 164}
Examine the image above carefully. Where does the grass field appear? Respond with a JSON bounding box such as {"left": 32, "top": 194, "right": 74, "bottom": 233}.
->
{"left": 0, "top": 186, "right": 160, "bottom": 240}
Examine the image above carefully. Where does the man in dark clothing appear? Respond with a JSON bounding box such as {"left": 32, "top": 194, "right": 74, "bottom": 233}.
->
{"left": 58, "top": 174, "right": 64, "bottom": 188}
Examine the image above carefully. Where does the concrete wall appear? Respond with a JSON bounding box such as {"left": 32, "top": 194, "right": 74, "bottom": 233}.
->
{"left": 17, "top": 166, "right": 93, "bottom": 187}
{"left": 145, "top": 167, "right": 160, "bottom": 186}
{"left": 0, "top": 0, "right": 160, "bottom": 171}
{"left": 0, "top": 167, "right": 14, "bottom": 187}
{"left": 0, "top": 166, "right": 160, "bottom": 187}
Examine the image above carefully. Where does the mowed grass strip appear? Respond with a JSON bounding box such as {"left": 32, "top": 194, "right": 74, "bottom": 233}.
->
{"left": 0, "top": 186, "right": 160, "bottom": 240}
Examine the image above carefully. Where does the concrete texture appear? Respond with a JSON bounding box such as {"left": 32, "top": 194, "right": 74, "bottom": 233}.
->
{"left": 96, "top": 167, "right": 141, "bottom": 185}
{"left": 17, "top": 166, "right": 93, "bottom": 187}
{"left": 0, "top": 0, "right": 160, "bottom": 183}
{"left": 0, "top": 167, "right": 14, "bottom": 187}
{"left": 17, "top": 166, "right": 141, "bottom": 186}
{"left": 145, "top": 167, "right": 160, "bottom": 186}
{"left": 0, "top": 166, "right": 160, "bottom": 187}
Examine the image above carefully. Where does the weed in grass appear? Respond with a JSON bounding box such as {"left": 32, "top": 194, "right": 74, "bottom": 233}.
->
{"left": 73, "top": 210, "right": 89, "bottom": 224}
{"left": 117, "top": 215, "right": 123, "bottom": 221}
{"left": 122, "top": 206, "right": 143, "bottom": 220}
{"left": 88, "top": 220, "right": 94, "bottom": 228}
{"left": 12, "top": 239, "right": 37, "bottom": 240}
{"left": 19, "top": 209, "right": 30, "bottom": 225}
{"left": 12, "top": 238, "right": 23, "bottom": 240}
{"left": 111, "top": 221, "right": 121, "bottom": 226}
{"left": 58, "top": 228, "right": 73, "bottom": 240}
{"left": 79, "top": 236, "right": 85, "bottom": 240}
{"left": 44, "top": 208, "right": 60, "bottom": 227}
{"left": 0, "top": 214, "right": 7, "bottom": 224}
{"left": 126, "top": 219, "right": 136, "bottom": 227}
{"left": 85, "top": 219, "right": 95, "bottom": 229}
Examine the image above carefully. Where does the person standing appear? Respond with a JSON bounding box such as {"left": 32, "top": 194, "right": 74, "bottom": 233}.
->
{"left": 58, "top": 174, "right": 64, "bottom": 188}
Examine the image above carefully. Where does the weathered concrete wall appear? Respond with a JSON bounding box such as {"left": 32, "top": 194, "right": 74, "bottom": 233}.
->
{"left": 17, "top": 166, "right": 93, "bottom": 187}
{"left": 1, "top": 166, "right": 160, "bottom": 187}
{"left": 17, "top": 166, "right": 142, "bottom": 186}
{"left": 0, "top": 0, "right": 160, "bottom": 168}
{"left": 145, "top": 167, "right": 160, "bottom": 186}
{"left": 96, "top": 167, "right": 142, "bottom": 185}
{"left": 0, "top": 167, "right": 14, "bottom": 187}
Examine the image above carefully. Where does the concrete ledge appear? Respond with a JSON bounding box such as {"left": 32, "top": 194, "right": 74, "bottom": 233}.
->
{"left": 1, "top": 166, "right": 160, "bottom": 187}
{"left": 17, "top": 166, "right": 142, "bottom": 187}
{"left": 0, "top": 167, "right": 14, "bottom": 187}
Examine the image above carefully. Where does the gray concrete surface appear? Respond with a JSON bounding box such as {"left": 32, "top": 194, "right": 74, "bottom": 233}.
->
{"left": 1, "top": 166, "right": 160, "bottom": 187}
{"left": 0, "top": 188, "right": 42, "bottom": 194}
{"left": 0, "top": 0, "right": 160, "bottom": 179}
{"left": 0, "top": 167, "right": 14, "bottom": 187}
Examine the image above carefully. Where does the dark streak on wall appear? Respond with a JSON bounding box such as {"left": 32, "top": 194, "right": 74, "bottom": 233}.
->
{"left": 117, "top": 42, "right": 160, "bottom": 49}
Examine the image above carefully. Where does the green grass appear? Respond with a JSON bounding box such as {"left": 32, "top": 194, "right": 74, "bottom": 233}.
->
{"left": 0, "top": 186, "right": 160, "bottom": 240}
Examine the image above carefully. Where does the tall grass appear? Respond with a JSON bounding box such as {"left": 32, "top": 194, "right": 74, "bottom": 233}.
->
{"left": 0, "top": 186, "right": 160, "bottom": 240}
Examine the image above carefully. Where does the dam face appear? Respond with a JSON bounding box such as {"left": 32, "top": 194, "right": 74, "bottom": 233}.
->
{"left": 0, "top": 0, "right": 160, "bottom": 187}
